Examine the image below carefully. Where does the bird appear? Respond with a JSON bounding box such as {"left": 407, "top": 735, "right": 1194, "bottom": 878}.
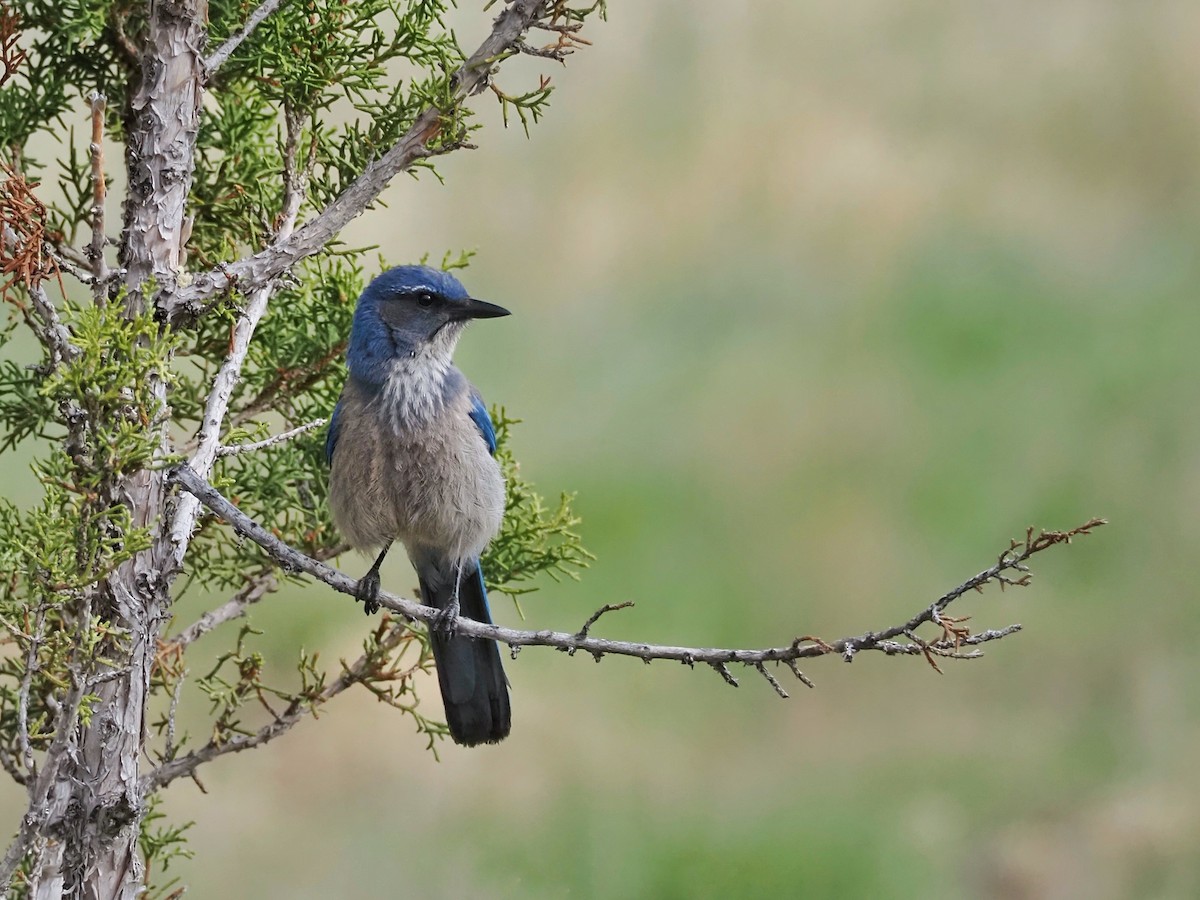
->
{"left": 325, "top": 265, "right": 512, "bottom": 746}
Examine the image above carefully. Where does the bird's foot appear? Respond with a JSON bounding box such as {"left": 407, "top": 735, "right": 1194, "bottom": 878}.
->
{"left": 356, "top": 569, "right": 382, "bottom": 615}
{"left": 431, "top": 596, "right": 460, "bottom": 637}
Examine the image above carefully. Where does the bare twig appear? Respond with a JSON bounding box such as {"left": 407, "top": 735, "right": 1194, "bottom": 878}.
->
{"left": 204, "top": 0, "right": 287, "bottom": 78}
{"left": 163, "top": 672, "right": 185, "bottom": 764}
{"left": 86, "top": 92, "right": 109, "bottom": 302}
{"left": 171, "top": 463, "right": 1106, "bottom": 689}
{"left": 166, "top": 570, "right": 279, "bottom": 649}
{"left": 513, "top": 38, "right": 572, "bottom": 60}
{"left": 166, "top": 107, "right": 313, "bottom": 576}
{"left": 27, "top": 283, "right": 77, "bottom": 368}
{"left": 711, "top": 663, "right": 739, "bottom": 687}
{"left": 754, "top": 662, "right": 789, "bottom": 698}
{"left": 16, "top": 606, "right": 45, "bottom": 777}
{"left": 574, "top": 601, "right": 633, "bottom": 639}
{"left": 216, "top": 418, "right": 326, "bottom": 458}
{"left": 45, "top": 244, "right": 95, "bottom": 285}
{"left": 143, "top": 616, "right": 411, "bottom": 791}
{"left": 165, "top": 540, "right": 347, "bottom": 649}
{"left": 783, "top": 659, "right": 815, "bottom": 689}
{"left": 173, "top": 0, "right": 563, "bottom": 316}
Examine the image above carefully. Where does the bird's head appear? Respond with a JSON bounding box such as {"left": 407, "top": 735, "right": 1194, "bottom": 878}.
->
{"left": 347, "top": 265, "right": 509, "bottom": 382}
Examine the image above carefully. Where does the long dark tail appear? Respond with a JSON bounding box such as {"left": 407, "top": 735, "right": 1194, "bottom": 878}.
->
{"left": 419, "top": 561, "right": 511, "bottom": 746}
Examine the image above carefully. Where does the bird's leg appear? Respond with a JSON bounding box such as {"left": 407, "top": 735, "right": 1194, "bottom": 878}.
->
{"left": 356, "top": 542, "right": 392, "bottom": 615}
{"left": 431, "top": 558, "right": 466, "bottom": 636}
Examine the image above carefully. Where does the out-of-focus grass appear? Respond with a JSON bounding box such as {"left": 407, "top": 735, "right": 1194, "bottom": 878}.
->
{"left": 3, "top": 1, "right": 1199, "bottom": 897}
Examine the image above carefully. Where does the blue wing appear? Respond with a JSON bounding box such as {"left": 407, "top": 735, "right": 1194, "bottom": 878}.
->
{"left": 467, "top": 391, "right": 497, "bottom": 456}
{"left": 325, "top": 401, "right": 343, "bottom": 465}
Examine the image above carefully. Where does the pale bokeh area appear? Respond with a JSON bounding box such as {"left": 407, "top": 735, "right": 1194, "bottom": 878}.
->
{"left": 5, "top": 1, "right": 1200, "bottom": 896}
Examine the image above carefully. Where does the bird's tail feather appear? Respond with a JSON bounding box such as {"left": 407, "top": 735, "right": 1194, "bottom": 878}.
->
{"left": 420, "top": 562, "right": 511, "bottom": 747}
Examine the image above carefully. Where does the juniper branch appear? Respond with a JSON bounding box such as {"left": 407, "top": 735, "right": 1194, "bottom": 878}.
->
{"left": 172, "top": 0, "right": 558, "bottom": 316}
{"left": 204, "top": 0, "right": 288, "bottom": 77}
{"left": 143, "top": 616, "right": 411, "bottom": 791}
{"left": 215, "top": 418, "right": 326, "bottom": 458}
{"left": 166, "top": 541, "right": 347, "bottom": 649}
{"left": 27, "top": 283, "right": 76, "bottom": 368}
{"left": 170, "top": 464, "right": 1105, "bottom": 689}
{"left": 86, "top": 92, "right": 109, "bottom": 303}
{"left": 167, "top": 107, "right": 312, "bottom": 576}
{"left": 166, "top": 570, "right": 279, "bottom": 650}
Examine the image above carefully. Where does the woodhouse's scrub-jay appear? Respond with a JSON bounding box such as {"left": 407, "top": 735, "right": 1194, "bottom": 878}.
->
{"left": 326, "top": 265, "right": 511, "bottom": 746}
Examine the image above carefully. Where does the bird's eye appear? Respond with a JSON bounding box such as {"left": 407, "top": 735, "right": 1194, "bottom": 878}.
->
{"left": 416, "top": 291, "right": 436, "bottom": 308}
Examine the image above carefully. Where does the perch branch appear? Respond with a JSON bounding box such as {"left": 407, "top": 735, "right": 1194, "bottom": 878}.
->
{"left": 171, "top": 463, "right": 1105, "bottom": 684}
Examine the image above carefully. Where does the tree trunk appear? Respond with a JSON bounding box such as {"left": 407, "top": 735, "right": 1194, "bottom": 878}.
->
{"left": 31, "top": 1, "right": 206, "bottom": 894}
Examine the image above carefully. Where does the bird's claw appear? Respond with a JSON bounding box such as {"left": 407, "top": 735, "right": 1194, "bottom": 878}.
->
{"left": 431, "top": 598, "right": 460, "bottom": 637}
{"left": 356, "top": 570, "right": 382, "bottom": 615}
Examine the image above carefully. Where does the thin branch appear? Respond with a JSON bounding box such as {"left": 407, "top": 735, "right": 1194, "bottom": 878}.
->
{"left": 171, "top": 0, "right": 558, "bottom": 317}
{"left": 50, "top": 240, "right": 90, "bottom": 270}
{"left": 143, "top": 617, "right": 411, "bottom": 791}
{"left": 513, "top": 38, "right": 573, "bottom": 61}
{"left": 166, "top": 107, "right": 312, "bottom": 576}
{"left": 166, "top": 570, "right": 278, "bottom": 649}
{"left": 783, "top": 659, "right": 815, "bottom": 689}
{"left": 162, "top": 672, "right": 185, "bottom": 764}
{"left": 754, "top": 662, "right": 789, "bottom": 698}
{"left": 45, "top": 243, "right": 96, "bottom": 285}
{"left": 165, "top": 540, "right": 347, "bottom": 649}
{"left": 171, "top": 463, "right": 1106, "bottom": 686}
{"left": 204, "top": 0, "right": 287, "bottom": 78}
{"left": 216, "top": 418, "right": 326, "bottom": 458}
{"left": 573, "top": 601, "right": 633, "bottom": 640}
{"left": 16, "top": 606, "right": 45, "bottom": 777}
{"left": 85, "top": 91, "right": 109, "bottom": 303}
{"left": 27, "top": 283, "right": 77, "bottom": 368}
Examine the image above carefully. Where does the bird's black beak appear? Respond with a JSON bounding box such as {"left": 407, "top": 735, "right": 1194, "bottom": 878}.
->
{"left": 456, "top": 298, "right": 511, "bottom": 320}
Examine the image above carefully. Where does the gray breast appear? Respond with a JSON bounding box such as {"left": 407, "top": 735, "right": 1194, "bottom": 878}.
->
{"left": 329, "top": 382, "right": 505, "bottom": 563}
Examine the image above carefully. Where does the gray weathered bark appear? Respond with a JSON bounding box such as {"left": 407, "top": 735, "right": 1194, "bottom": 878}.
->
{"left": 32, "top": 1, "right": 207, "bottom": 895}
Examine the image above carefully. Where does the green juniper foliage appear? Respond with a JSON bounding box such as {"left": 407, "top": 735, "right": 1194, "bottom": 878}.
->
{"left": 0, "top": 0, "right": 602, "bottom": 892}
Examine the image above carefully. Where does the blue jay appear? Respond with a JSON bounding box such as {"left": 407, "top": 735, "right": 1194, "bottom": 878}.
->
{"left": 325, "top": 265, "right": 512, "bottom": 746}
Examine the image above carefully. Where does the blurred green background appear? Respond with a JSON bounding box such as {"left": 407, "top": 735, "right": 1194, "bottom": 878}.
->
{"left": 7, "top": 1, "right": 1200, "bottom": 896}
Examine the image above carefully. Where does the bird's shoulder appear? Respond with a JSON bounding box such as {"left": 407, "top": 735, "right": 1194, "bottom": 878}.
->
{"left": 467, "top": 388, "right": 497, "bottom": 456}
